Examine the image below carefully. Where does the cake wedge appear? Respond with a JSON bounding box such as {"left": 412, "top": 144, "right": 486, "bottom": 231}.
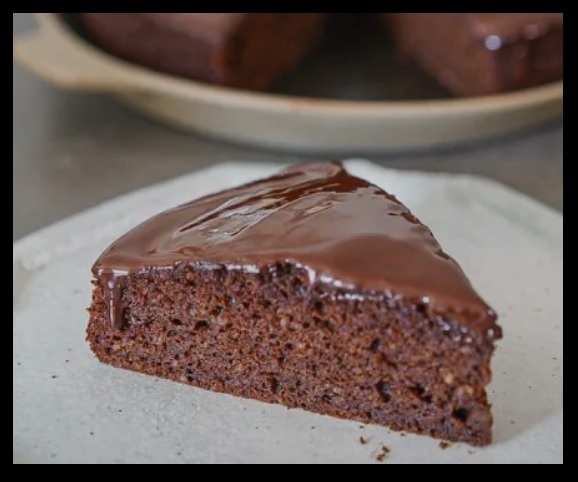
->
{"left": 87, "top": 162, "right": 501, "bottom": 446}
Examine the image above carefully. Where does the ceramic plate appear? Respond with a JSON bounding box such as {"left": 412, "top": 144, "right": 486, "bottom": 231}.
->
{"left": 13, "top": 161, "right": 563, "bottom": 464}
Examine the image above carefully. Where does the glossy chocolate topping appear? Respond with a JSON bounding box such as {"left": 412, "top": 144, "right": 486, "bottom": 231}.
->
{"left": 94, "top": 162, "right": 495, "bottom": 330}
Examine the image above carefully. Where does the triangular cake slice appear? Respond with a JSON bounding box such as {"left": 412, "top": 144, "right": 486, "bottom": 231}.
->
{"left": 88, "top": 162, "right": 501, "bottom": 446}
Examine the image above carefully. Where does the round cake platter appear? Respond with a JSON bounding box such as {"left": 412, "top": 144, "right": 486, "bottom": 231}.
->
{"left": 13, "top": 160, "right": 563, "bottom": 463}
{"left": 13, "top": 13, "right": 563, "bottom": 153}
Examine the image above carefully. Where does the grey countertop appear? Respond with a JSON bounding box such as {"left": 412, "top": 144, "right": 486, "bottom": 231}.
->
{"left": 13, "top": 13, "right": 563, "bottom": 242}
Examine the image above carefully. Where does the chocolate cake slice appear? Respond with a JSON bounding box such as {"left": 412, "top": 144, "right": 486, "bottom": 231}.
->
{"left": 87, "top": 162, "right": 501, "bottom": 446}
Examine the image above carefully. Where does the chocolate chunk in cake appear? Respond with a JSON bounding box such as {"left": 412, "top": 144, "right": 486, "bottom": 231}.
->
{"left": 87, "top": 162, "right": 501, "bottom": 446}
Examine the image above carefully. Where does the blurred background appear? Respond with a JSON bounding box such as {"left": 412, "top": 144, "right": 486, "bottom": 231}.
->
{"left": 13, "top": 13, "right": 563, "bottom": 241}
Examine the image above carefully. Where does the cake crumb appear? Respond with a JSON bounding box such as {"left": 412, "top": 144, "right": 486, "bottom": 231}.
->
{"left": 468, "top": 450, "right": 475, "bottom": 455}
{"left": 439, "top": 441, "right": 451, "bottom": 450}
{"left": 375, "top": 445, "right": 391, "bottom": 462}
{"left": 89, "top": 432, "right": 94, "bottom": 436}
{"left": 51, "top": 375, "right": 58, "bottom": 379}
{"left": 400, "top": 432, "right": 406, "bottom": 437}
{"left": 359, "top": 436, "right": 368, "bottom": 445}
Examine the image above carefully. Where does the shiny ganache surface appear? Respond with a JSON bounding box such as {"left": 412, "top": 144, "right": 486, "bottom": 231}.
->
{"left": 94, "top": 162, "right": 495, "bottom": 329}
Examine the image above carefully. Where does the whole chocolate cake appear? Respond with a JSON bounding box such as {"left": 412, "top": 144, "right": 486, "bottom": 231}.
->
{"left": 87, "top": 162, "right": 501, "bottom": 446}
{"left": 78, "top": 13, "right": 562, "bottom": 96}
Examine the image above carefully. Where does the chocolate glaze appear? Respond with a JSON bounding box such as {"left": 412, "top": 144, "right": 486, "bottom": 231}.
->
{"left": 93, "top": 162, "right": 496, "bottom": 332}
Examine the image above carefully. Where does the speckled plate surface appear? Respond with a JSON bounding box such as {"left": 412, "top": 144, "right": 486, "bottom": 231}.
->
{"left": 13, "top": 161, "right": 563, "bottom": 464}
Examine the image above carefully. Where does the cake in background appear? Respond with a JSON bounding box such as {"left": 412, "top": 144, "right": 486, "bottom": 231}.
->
{"left": 386, "top": 13, "right": 563, "bottom": 96}
{"left": 79, "top": 13, "right": 326, "bottom": 90}
{"left": 78, "top": 13, "right": 563, "bottom": 96}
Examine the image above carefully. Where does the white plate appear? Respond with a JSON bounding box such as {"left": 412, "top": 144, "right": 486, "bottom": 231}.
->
{"left": 13, "top": 161, "right": 563, "bottom": 464}
{"left": 12, "top": 14, "right": 563, "bottom": 153}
